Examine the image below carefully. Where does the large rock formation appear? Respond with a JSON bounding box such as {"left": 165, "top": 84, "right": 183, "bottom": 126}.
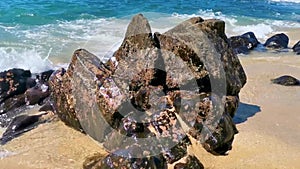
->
{"left": 49, "top": 14, "right": 247, "bottom": 168}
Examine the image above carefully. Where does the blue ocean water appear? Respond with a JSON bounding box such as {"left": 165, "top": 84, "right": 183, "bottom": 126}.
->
{"left": 0, "top": 0, "right": 299, "bottom": 72}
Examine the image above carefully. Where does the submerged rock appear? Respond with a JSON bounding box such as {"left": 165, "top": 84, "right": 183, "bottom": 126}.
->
{"left": 292, "top": 40, "right": 300, "bottom": 55}
{"left": 50, "top": 14, "right": 246, "bottom": 168}
{"left": 264, "top": 33, "right": 289, "bottom": 49}
{"left": 271, "top": 75, "right": 299, "bottom": 86}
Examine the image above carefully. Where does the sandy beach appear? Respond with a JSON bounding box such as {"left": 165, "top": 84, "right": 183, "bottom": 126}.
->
{"left": 0, "top": 30, "right": 300, "bottom": 169}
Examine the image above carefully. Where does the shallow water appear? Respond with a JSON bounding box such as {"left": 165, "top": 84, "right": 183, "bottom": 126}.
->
{"left": 0, "top": 0, "right": 299, "bottom": 73}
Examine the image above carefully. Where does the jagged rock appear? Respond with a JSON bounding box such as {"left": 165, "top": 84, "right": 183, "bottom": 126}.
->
{"left": 224, "top": 95, "right": 239, "bottom": 117}
{"left": 35, "top": 70, "right": 54, "bottom": 84}
{"left": 271, "top": 75, "right": 299, "bottom": 86}
{"left": 25, "top": 85, "right": 50, "bottom": 105}
{"left": 0, "top": 68, "right": 54, "bottom": 129}
{"left": 229, "top": 36, "right": 251, "bottom": 54}
{"left": 50, "top": 14, "right": 246, "bottom": 168}
{"left": 229, "top": 32, "right": 259, "bottom": 54}
{"left": 158, "top": 17, "right": 247, "bottom": 96}
{"left": 241, "top": 32, "right": 260, "bottom": 48}
{"left": 292, "top": 40, "right": 300, "bottom": 55}
{"left": 0, "top": 94, "right": 25, "bottom": 115}
{"left": 99, "top": 147, "right": 167, "bottom": 169}
{"left": 264, "top": 33, "right": 289, "bottom": 49}
{"left": 0, "top": 68, "right": 34, "bottom": 104}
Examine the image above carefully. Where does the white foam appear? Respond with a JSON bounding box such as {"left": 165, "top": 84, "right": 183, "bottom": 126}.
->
{"left": 0, "top": 47, "right": 53, "bottom": 73}
{"left": 269, "top": 0, "right": 300, "bottom": 3}
{"left": 169, "top": 10, "right": 300, "bottom": 42}
{"left": 0, "top": 149, "right": 16, "bottom": 159}
{"left": 1, "top": 11, "right": 299, "bottom": 71}
{"left": 232, "top": 23, "right": 274, "bottom": 40}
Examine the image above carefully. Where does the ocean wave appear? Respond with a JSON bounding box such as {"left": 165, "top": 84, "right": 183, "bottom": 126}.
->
{"left": 1, "top": 10, "right": 299, "bottom": 71}
{"left": 0, "top": 47, "right": 53, "bottom": 73}
{"left": 269, "top": 0, "right": 300, "bottom": 3}
{"left": 170, "top": 10, "right": 300, "bottom": 40}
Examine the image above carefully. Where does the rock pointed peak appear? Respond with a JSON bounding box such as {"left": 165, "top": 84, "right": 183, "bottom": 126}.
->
{"left": 125, "top": 13, "right": 152, "bottom": 38}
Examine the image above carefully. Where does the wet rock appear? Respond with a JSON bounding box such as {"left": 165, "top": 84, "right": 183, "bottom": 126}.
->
{"left": 264, "top": 33, "right": 289, "bottom": 49}
{"left": 50, "top": 14, "right": 247, "bottom": 168}
{"left": 0, "top": 69, "right": 54, "bottom": 128}
{"left": 241, "top": 32, "right": 260, "bottom": 48}
{"left": 271, "top": 75, "right": 299, "bottom": 86}
{"left": 158, "top": 17, "right": 247, "bottom": 96}
{"left": 25, "top": 85, "right": 50, "bottom": 105}
{"left": 0, "top": 68, "right": 33, "bottom": 103}
{"left": 35, "top": 70, "right": 54, "bottom": 84}
{"left": 229, "top": 36, "right": 250, "bottom": 54}
{"left": 0, "top": 113, "right": 46, "bottom": 144}
{"left": 0, "top": 94, "right": 25, "bottom": 115}
{"left": 228, "top": 32, "right": 259, "bottom": 54}
{"left": 189, "top": 94, "right": 238, "bottom": 155}
{"left": 292, "top": 40, "right": 300, "bottom": 55}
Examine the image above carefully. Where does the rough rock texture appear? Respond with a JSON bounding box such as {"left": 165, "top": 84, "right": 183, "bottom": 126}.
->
{"left": 50, "top": 14, "right": 247, "bottom": 168}
{"left": 271, "top": 75, "right": 299, "bottom": 86}
{"left": 0, "top": 112, "right": 55, "bottom": 145}
{"left": 0, "top": 68, "right": 33, "bottom": 104}
{"left": 229, "top": 32, "right": 260, "bottom": 54}
{"left": 292, "top": 40, "right": 300, "bottom": 55}
{"left": 264, "top": 33, "right": 289, "bottom": 49}
{"left": 49, "top": 52, "right": 112, "bottom": 133}
{"left": 0, "top": 69, "right": 53, "bottom": 111}
{"left": 0, "top": 68, "right": 56, "bottom": 144}
{"left": 158, "top": 17, "right": 246, "bottom": 96}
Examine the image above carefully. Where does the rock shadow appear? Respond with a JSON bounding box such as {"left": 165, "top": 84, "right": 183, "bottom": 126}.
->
{"left": 233, "top": 102, "right": 261, "bottom": 124}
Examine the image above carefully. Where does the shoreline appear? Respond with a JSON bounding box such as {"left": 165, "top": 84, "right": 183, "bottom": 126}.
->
{"left": 0, "top": 28, "right": 300, "bottom": 169}
{"left": 1, "top": 55, "right": 300, "bottom": 169}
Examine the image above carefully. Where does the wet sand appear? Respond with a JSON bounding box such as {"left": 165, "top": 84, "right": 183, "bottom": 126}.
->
{"left": 1, "top": 30, "right": 300, "bottom": 169}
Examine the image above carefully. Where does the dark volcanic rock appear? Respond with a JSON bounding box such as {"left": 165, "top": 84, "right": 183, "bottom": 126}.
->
{"left": 50, "top": 14, "right": 247, "bottom": 168}
{"left": 0, "top": 113, "right": 45, "bottom": 144}
{"left": 264, "top": 33, "right": 289, "bottom": 49}
{"left": 241, "top": 32, "right": 259, "bottom": 48}
{"left": 0, "top": 68, "right": 53, "bottom": 128}
{"left": 0, "top": 94, "right": 25, "bottom": 115}
{"left": 229, "top": 36, "right": 251, "bottom": 54}
{"left": 271, "top": 75, "right": 299, "bottom": 86}
{"left": 292, "top": 40, "right": 300, "bottom": 55}
{"left": 158, "top": 17, "right": 247, "bottom": 96}
{"left": 229, "top": 32, "right": 259, "bottom": 54}
{"left": 25, "top": 85, "right": 50, "bottom": 105}
{"left": 188, "top": 94, "right": 238, "bottom": 155}
{"left": 0, "top": 68, "right": 33, "bottom": 103}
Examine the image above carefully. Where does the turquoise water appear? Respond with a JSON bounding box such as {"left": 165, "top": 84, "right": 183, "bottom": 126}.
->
{"left": 0, "top": 0, "right": 299, "bottom": 72}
